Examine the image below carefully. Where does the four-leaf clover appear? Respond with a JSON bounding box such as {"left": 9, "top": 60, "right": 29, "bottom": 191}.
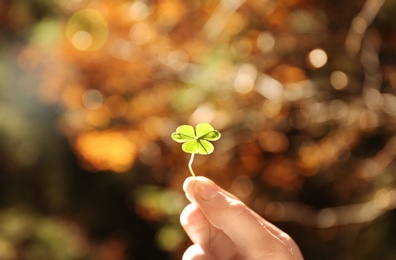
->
{"left": 172, "top": 123, "right": 221, "bottom": 154}
{"left": 171, "top": 123, "right": 221, "bottom": 177}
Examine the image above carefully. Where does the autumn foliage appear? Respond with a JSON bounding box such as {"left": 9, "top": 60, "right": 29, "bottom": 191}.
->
{"left": 1, "top": 0, "right": 396, "bottom": 259}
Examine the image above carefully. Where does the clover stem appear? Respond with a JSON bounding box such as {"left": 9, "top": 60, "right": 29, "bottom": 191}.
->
{"left": 188, "top": 153, "right": 196, "bottom": 177}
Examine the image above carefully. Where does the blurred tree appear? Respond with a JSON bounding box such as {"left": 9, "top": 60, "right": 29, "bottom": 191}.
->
{"left": 1, "top": 0, "right": 396, "bottom": 259}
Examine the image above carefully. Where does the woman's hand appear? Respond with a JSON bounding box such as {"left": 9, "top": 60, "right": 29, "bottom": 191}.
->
{"left": 180, "top": 176, "right": 303, "bottom": 260}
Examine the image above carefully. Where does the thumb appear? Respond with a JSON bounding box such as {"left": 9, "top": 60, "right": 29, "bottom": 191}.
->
{"left": 190, "top": 177, "right": 293, "bottom": 259}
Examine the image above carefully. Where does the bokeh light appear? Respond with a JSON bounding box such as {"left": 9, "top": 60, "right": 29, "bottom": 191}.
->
{"left": 307, "top": 48, "right": 328, "bottom": 68}
{"left": 2, "top": 0, "right": 396, "bottom": 259}
{"left": 75, "top": 130, "right": 137, "bottom": 172}
{"left": 156, "top": 225, "right": 184, "bottom": 252}
{"left": 82, "top": 89, "right": 103, "bottom": 110}
{"left": 330, "top": 71, "right": 349, "bottom": 90}
{"left": 66, "top": 9, "right": 109, "bottom": 51}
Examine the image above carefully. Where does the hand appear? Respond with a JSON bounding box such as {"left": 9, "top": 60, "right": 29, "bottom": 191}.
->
{"left": 180, "top": 176, "right": 303, "bottom": 260}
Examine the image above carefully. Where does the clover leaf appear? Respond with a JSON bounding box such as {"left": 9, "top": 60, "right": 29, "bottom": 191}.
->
{"left": 171, "top": 123, "right": 221, "bottom": 177}
{"left": 172, "top": 123, "right": 221, "bottom": 154}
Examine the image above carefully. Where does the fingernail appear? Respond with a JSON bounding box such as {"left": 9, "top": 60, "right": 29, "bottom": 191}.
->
{"left": 195, "top": 179, "right": 218, "bottom": 201}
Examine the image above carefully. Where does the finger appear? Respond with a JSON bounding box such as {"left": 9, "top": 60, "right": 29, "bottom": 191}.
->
{"left": 183, "top": 176, "right": 239, "bottom": 203}
{"left": 182, "top": 244, "right": 216, "bottom": 260}
{"left": 184, "top": 176, "right": 302, "bottom": 259}
{"left": 191, "top": 176, "right": 294, "bottom": 259}
{"left": 180, "top": 203, "right": 210, "bottom": 247}
{"left": 183, "top": 177, "right": 197, "bottom": 203}
{"left": 249, "top": 210, "right": 304, "bottom": 260}
{"left": 180, "top": 203, "right": 239, "bottom": 259}
{"left": 185, "top": 177, "right": 291, "bottom": 240}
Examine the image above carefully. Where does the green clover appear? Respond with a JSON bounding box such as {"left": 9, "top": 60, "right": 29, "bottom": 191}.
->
{"left": 171, "top": 123, "right": 221, "bottom": 177}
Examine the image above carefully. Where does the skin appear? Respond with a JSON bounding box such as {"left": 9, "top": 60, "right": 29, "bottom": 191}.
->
{"left": 180, "top": 176, "right": 304, "bottom": 260}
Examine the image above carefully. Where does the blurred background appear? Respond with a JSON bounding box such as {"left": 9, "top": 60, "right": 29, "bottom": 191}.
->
{"left": 0, "top": 0, "right": 396, "bottom": 259}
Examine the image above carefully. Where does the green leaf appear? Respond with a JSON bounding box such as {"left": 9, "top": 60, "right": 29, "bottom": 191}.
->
{"left": 200, "top": 130, "right": 221, "bottom": 141}
{"left": 196, "top": 123, "right": 215, "bottom": 137}
{"left": 196, "top": 139, "right": 214, "bottom": 154}
{"left": 181, "top": 139, "right": 214, "bottom": 154}
{"left": 171, "top": 123, "right": 221, "bottom": 155}
{"left": 171, "top": 125, "right": 195, "bottom": 143}
{"left": 182, "top": 140, "right": 198, "bottom": 154}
